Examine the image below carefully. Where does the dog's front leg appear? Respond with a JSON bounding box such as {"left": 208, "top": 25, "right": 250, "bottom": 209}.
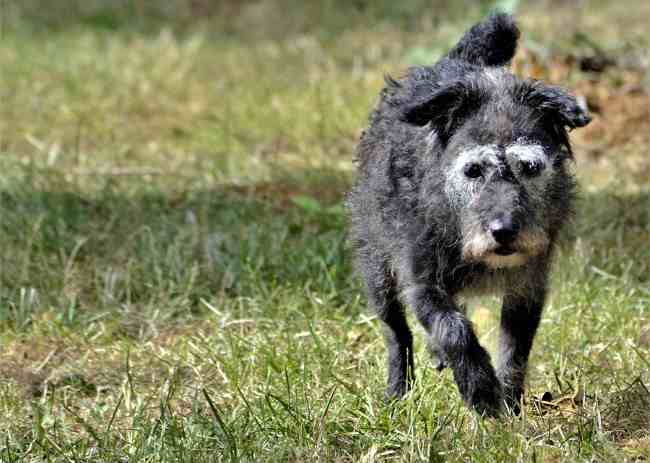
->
{"left": 496, "top": 289, "right": 545, "bottom": 413}
{"left": 402, "top": 283, "right": 502, "bottom": 416}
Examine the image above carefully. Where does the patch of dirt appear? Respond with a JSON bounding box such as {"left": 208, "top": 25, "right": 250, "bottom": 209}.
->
{"left": 0, "top": 332, "right": 136, "bottom": 399}
{"left": 574, "top": 80, "right": 650, "bottom": 148}
{"left": 0, "top": 336, "right": 74, "bottom": 397}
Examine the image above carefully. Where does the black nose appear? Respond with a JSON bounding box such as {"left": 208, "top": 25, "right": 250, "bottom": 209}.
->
{"left": 489, "top": 218, "right": 519, "bottom": 245}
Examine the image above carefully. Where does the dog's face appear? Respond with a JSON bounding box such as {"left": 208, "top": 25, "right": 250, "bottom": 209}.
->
{"left": 404, "top": 69, "right": 590, "bottom": 268}
{"left": 445, "top": 139, "right": 556, "bottom": 269}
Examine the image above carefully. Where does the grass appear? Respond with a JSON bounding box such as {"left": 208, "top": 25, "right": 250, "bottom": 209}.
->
{"left": 0, "top": 0, "right": 649, "bottom": 461}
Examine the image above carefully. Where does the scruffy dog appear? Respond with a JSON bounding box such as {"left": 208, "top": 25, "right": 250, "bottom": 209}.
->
{"left": 347, "top": 13, "right": 591, "bottom": 416}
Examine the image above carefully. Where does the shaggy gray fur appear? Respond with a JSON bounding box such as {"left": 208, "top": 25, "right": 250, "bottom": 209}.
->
{"left": 346, "top": 12, "right": 591, "bottom": 416}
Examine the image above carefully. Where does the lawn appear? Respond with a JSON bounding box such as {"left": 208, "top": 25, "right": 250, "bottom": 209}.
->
{"left": 0, "top": 0, "right": 649, "bottom": 461}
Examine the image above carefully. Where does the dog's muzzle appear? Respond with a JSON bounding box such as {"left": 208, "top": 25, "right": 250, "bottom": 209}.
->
{"left": 462, "top": 227, "right": 549, "bottom": 269}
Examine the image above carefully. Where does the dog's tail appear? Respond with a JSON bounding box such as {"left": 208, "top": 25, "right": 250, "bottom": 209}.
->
{"left": 446, "top": 12, "right": 520, "bottom": 67}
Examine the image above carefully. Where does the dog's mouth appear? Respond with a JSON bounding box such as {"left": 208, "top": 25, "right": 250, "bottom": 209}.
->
{"left": 493, "top": 245, "right": 516, "bottom": 256}
{"left": 484, "top": 249, "right": 528, "bottom": 268}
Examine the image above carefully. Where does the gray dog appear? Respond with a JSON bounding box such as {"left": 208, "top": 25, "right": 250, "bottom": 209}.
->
{"left": 346, "top": 13, "right": 591, "bottom": 416}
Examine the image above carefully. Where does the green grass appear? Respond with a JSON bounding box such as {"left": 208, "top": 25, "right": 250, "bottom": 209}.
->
{"left": 1, "top": 1, "right": 649, "bottom": 461}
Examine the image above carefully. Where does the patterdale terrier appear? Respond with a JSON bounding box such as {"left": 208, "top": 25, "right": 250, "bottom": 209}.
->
{"left": 347, "top": 13, "right": 591, "bottom": 416}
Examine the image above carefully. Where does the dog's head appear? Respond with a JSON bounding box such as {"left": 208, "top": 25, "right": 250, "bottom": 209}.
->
{"left": 402, "top": 67, "right": 590, "bottom": 268}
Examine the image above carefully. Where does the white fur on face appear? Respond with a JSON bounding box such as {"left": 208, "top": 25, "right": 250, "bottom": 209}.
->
{"left": 461, "top": 223, "right": 496, "bottom": 261}
{"left": 506, "top": 142, "right": 551, "bottom": 180}
{"left": 457, "top": 144, "right": 500, "bottom": 165}
{"left": 444, "top": 144, "right": 499, "bottom": 209}
{"left": 506, "top": 141, "right": 554, "bottom": 207}
{"left": 506, "top": 142, "right": 546, "bottom": 164}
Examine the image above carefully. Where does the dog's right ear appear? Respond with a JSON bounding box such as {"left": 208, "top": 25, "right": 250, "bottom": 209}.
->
{"left": 518, "top": 81, "right": 591, "bottom": 156}
{"left": 520, "top": 82, "right": 591, "bottom": 130}
{"left": 401, "top": 80, "right": 483, "bottom": 143}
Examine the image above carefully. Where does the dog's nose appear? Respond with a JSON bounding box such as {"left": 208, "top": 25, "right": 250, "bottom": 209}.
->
{"left": 489, "top": 218, "right": 519, "bottom": 245}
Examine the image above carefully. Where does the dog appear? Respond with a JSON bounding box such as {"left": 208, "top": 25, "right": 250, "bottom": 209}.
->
{"left": 346, "top": 13, "right": 591, "bottom": 416}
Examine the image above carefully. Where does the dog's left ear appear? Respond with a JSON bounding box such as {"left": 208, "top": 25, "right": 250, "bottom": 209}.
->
{"left": 400, "top": 80, "right": 483, "bottom": 144}
{"left": 521, "top": 82, "right": 591, "bottom": 130}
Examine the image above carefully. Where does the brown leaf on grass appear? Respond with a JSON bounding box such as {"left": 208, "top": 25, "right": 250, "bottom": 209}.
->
{"left": 531, "top": 390, "right": 583, "bottom": 417}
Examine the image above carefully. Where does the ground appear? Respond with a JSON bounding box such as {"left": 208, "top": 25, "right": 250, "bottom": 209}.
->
{"left": 0, "top": 0, "right": 649, "bottom": 461}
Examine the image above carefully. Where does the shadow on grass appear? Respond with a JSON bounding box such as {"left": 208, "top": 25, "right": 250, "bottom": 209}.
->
{"left": 567, "top": 188, "right": 650, "bottom": 283}
{"left": 0, "top": 170, "right": 355, "bottom": 327}
{"left": 1, "top": 172, "right": 647, "bottom": 329}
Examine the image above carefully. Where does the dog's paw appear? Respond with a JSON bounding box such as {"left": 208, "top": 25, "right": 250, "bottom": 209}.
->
{"left": 433, "top": 357, "right": 447, "bottom": 371}
{"left": 384, "top": 381, "right": 410, "bottom": 402}
{"left": 501, "top": 385, "right": 524, "bottom": 415}
{"left": 427, "top": 341, "right": 447, "bottom": 371}
{"left": 467, "top": 379, "right": 503, "bottom": 417}
{"left": 453, "top": 355, "right": 503, "bottom": 417}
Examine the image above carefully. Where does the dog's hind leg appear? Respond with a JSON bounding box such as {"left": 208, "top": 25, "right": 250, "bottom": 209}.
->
{"left": 361, "top": 256, "right": 414, "bottom": 399}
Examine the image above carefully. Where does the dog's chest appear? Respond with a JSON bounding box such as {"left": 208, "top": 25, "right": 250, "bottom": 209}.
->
{"left": 454, "top": 267, "right": 511, "bottom": 299}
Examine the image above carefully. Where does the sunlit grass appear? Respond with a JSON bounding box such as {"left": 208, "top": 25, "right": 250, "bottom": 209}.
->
{"left": 0, "top": 1, "right": 649, "bottom": 461}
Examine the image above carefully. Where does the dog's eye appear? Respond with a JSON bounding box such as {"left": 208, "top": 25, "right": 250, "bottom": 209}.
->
{"left": 463, "top": 163, "right": 483, "bottom": 179}
{"left": 519, "top": 160, "right": 544, "bottom": 177}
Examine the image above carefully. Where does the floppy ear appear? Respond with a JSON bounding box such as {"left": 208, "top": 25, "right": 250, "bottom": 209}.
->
{"left": 400, "top": 80, "right": 483, "bottom": 143}
{"left": 520, "top": 82, "right": 591, "bottom": 130}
